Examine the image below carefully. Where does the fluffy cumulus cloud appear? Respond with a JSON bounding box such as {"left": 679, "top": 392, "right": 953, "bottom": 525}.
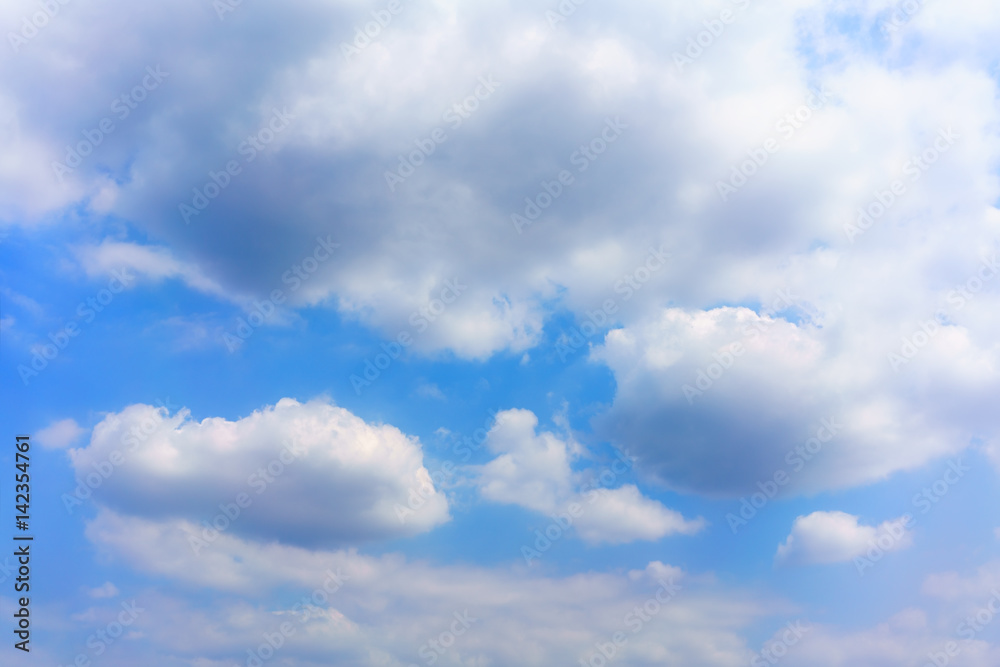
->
{"left": 7, "top": 0, "right": 1000, "bottom": 664}
{"left": 2, "top": 0, "right": 995, "bottom": 366}
{"left": 3, "top": 0, "right": 999, "bottom": 490}
{"left": 476, "top": 409, "right": 577, "bottom": 512}
{"left": 67, "top": 397, "right": 450, "bottom": 546}
{"left": 475, "top": 408, "right": 704, "bottom": 544}
{"left": 591, "top": 304, "right": 1000, "bottom": 496}
{"left": 776, "top": 511, "right": 913, "bottom": 566}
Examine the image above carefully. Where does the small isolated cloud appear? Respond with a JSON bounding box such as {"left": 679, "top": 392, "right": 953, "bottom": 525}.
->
{"left": 86, "top": 582, "right": 119, "bottom": 599}
{"left": 628, "top": 560, "right": 685, "bottom": 584}
{"left": 1, "top": 287, "right": 44, "bottom": 317}
{"left": 36, "top": 418, "right": 84, "bottom": 449}
{"left": 144, "top": 315, "right": 225, "bottom": 352}
{"left": 475, "top": 409, "right": 704, "bottom": 545}
{"left": 776, "top": 511, "right": 913, "bottom": 566}
{"left": 415, "top": 382, "right": 446, "bottom": 401}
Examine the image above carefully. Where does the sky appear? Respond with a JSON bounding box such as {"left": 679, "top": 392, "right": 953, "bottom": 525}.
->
{"left": 2, "top": 0, "right": 1000, "bottom": 665}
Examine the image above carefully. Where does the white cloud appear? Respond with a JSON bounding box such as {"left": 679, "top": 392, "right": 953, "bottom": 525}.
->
{"left": 0, "top": 89, "right": 87, "bottom": 222}
{"left": 477, "top": 409, "right": 576, "bottom": 513}
{"left": 476, "top": 409, "right": 704, "bottom": 544}
{"left": 776, "top": 511, "right": 913, "bottom": 566}
{"left": 83, "top": 510, "right": 764, "bottom": 667}
{"left": 4, "top": 0, "right": 999, "bottom": 376}
{"left": 591, "top": 305, "right": 999, "bottom": 496}
{"left": 86, "top": 581, "right": 119, "bottom": 599}
{"left": 4, "top": 1, "right": 1000, "bottom": 663}
{"left": 75, "top": 240, "right": 235, "bottom": 302}
{"left": 70, "top": 397, "right": 449, "bottom": 547}
{"left": 922, "top": 559, "right": 1000, "bottom": 601}
{"left": 79, "top": 509, "right": 1000, "bottom": 667}
{"left": 36, "top": 418, "right": 84, "bottom": 449}
{"left": 987, "top": 438, "right": 1000, "bottom": 472}
{"left": 415, "top": 382, "right": 446, "bottom": 401}
{"left": 574, "top": 485, "right": 706, "bottom": 544}
{"left": 1, "top": 286, "right": 44, "bottom": 317}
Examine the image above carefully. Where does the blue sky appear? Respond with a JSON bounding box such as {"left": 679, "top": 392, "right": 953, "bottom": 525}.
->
{"left": 3, "top": 0, "right": 1000, "bottom": 665}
